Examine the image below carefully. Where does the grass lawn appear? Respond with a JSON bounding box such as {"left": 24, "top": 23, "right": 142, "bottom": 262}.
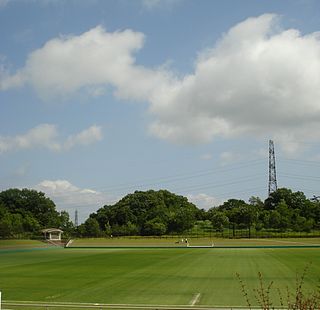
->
{"left": 0, "top": 244, "right": 319, "bottom": 307}
{"left": 70, "top": 236, "right": 320, "bottom": 247}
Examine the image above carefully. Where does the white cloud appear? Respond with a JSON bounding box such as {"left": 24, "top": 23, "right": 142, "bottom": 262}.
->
{"left": 3, "top": 16, "right": 320, "bottom": 152}
{"left": 64, "top": 125, "right": 103, "bottom": 150}
{"left": 0, "top": 124, "right": 102, "bottom": 154}
{"left": 0, "top": 57, "right": 26, "bottom": 90}
{"left": 0, "top": 26, "right": 171, "bottom": 101}
{"left": 0, "top": 124, "right": 60, "bottom": 153}
{"left": 36, "top": 179, "right": 106, "bottom": 207}
{"left": 148, "top": 14, "right": 320, "bottom": 152}
{"left": 187, "top": 193, "right": 222, "bottom": 210}
{"left": 35, "top": 180, "right": 114, "bottom": 221}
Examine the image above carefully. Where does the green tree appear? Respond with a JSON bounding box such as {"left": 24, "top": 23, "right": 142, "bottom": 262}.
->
{"left": 218, "top": 199, "right": 247, "bottom": 237}
{"left": 238, "top": 204, "right": 258, "bottom": 238}
{"left": 10, "top": 213, "right": 24, "bottom": 235}
{"left": 208, "top": 209, "right": 229, "bottom": 232}
{"left": 195, "top": 208, "right": 207, "bottom": 221}
{"left": 0, "top": 207, "right": 13, "bottom": 237}
{"left": 105, "top": 221, "right": 112, "bottom": 236}
{"left": 269, "top": 210, "right": 281, "bottom": 229}
{"left": 144, "top": 218, "right": 167, "bottom": 235}
{"left": 90, "top": 190, "right": 197, "bottom": 236}
{"left": 265, "top": 188, "right": 307, "bottom": 211}
{"left": 83, "top": 218, "right": 102, "bottom": 237}
{"left": 168, "top": 207, "right": 196, "bottom": 233}
{"left": 227, "top": 208, "right": 240, "bottom": 237}
{"left": 0, "top": 188, "right": 61, "bottom": 228}
{"left": 249, "top": 196, "right": 264, "bottom": 208}
{"left": 59, "top": 211, "right": 74, "bottom": 236}
{"left": 22, "top": 214, "right": 41, "bottom": 233}
{"left": 275, "top": 200, "right": 291, "bottom": 231}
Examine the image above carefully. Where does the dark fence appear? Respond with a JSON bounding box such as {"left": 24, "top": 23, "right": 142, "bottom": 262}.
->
{"left": 114, "top": 229, "right": 320, "bottom": 239}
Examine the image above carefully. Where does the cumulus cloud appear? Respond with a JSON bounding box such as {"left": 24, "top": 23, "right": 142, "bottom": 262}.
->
{"left": 0, "top": 124, "right": 102, "bottom": 154}
{"left": 0, "top": 124, "right": 60, "bottom": 153}
{"left": 35, "top": 180, "right": 114, "bottom": 221}
{"left": 187, "top": 193, "right": 222, "bottom": 210}
{"left": 148, "top": 14, "right": 320, "bottom": 150}
{"left": 36, "top": 179, "right": 107, "bottom": 207}
{"left": 0, "top": 56, "right": 26, "bottom": 90}
{"left": 0, "top": 26, "right": 171, "bottom": 101}
{"left": 2, "top": 16, "right": 320, "bottom": 151}
{"left": 64, "top": 125, "right": 103, "bottom": 150}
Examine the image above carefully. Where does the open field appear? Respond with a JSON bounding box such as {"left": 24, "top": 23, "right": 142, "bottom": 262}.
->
{"left": 0, "top": 239, "right": 320, "bottom": 309}
{"left": 69, "top": 236, "right": 320, "bottom": 247}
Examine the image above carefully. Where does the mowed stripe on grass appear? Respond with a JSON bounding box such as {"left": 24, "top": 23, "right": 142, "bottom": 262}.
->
{"left": 0, "top": 247, "right": 319, "bottom": 307}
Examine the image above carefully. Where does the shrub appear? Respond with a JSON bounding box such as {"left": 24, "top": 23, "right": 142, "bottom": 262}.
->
{"left": 237, "top": 263, "right": 320, "bottom": 309}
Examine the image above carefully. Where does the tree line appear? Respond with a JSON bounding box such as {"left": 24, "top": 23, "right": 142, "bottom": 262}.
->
{"left": 0, "top": 187, "right": 319, "bottom": 238}
{"left": 79, "top": 188, "right": 320, "bottom": 237}
{"left": 207, "top": 188, "right": 320, "bottom": 237}
{"left": 0, "top": 188, "right": 74, "bottom": 238}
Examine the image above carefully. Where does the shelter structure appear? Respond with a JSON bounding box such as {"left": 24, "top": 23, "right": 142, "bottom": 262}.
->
{"left": 42, "top": 228, "right": 63, "bottom": 241}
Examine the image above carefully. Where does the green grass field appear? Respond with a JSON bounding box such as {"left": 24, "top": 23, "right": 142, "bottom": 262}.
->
{"left": 0, "top": 238, "right": 320, "bottom": 308}
{"left": 70, "top": 236, "right": 320, "bottom": 247}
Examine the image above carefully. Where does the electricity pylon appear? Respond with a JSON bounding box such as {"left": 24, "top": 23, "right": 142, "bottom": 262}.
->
{"left": 268, "top": 140, "right": 277, "bottom": 196}
{"left": 75, "top": 210, "right": 78, "bottom": 227}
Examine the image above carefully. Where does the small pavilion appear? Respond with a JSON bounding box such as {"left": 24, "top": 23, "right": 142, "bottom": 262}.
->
{"left": 42, "top": 228, "right": 63, "bottom": 241}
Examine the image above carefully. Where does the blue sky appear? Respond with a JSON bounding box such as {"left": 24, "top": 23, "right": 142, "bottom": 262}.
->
{"left": 1, "top": 0, "right": 320, "bottom": 222}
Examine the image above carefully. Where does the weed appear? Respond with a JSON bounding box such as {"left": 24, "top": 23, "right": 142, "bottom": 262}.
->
{"left": 237, "top": 263, "right": 320, "bottom": 309}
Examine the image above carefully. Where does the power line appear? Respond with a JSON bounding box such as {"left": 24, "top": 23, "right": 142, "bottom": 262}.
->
{"left": 168, "top": 174, "right": 264, "bottom": 193}
{"left": 91, "top": 159, "right": 265, "bottom": 192}
{"left": 57, "top": 186, "right": 267, "bottom": 212}
{"left": 280, "top": 173, "right": 320, "bottom": 181}
{"left": 50, "top": 174, "right": 265, "bottom": 210}
{"left": 45, "top": 172, "right": 265, "bottom": 200}
{"left": 30, "top": 159, "right": 265, "bottom": 199}
{"left": 278, "top": 157, "right": 320, "bottom": 167}
{"left": 207, "top": 186, "right": 266, "bottom": 200}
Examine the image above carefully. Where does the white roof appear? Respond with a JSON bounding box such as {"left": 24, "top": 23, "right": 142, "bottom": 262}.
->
{"left": 41, "top": 228, "right": 63, "bottom": 233}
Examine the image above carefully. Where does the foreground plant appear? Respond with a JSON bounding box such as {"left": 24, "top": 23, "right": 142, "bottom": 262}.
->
{"left": 236, "top": 263, "right": 320, "bottom": 309}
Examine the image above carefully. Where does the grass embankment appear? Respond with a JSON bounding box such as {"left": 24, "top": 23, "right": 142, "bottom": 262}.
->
{"left": 0, "top": 239, "right": 49, "bottom": 249}
{"left": 0, "top": 244, "right": 319, "bottom": 307}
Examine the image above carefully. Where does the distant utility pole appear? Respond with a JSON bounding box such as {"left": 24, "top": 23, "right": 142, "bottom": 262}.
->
{"left": 75, "top": 210, "right": 78, "bottom": 227}
{"left": 268, "top": 140, "right": 278, "bottom": 196}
